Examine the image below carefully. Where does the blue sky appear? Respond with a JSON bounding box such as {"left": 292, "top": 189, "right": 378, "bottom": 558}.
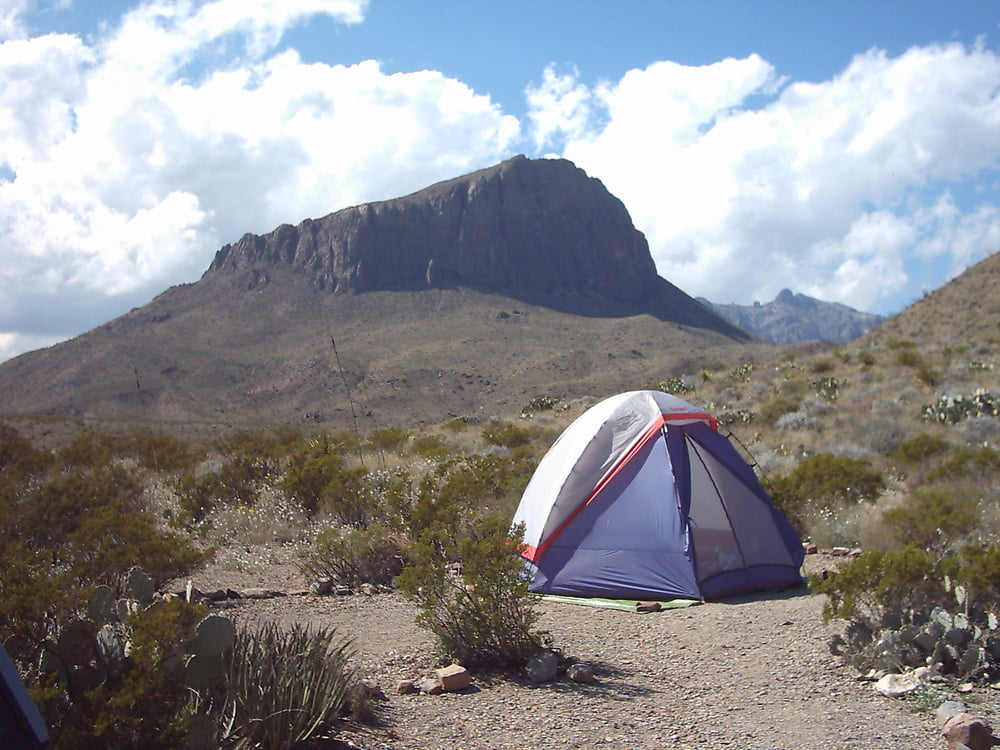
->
{"left": 1, "top": 0, "right": 999, "bottom": 363}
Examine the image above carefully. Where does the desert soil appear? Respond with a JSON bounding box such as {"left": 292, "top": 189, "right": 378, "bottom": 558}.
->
{"left": 188, "top": 548, "right": 998, "bottom": 750}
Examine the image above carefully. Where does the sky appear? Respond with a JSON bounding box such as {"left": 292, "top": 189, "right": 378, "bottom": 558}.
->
{"left": 2, "top": 1, "right": 999, "bottom": 364}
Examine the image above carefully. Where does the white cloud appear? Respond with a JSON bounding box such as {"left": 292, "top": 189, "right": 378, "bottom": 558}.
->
{"left": 0, "top": 0, "right": 518, "bottom": 357}
{"left": 530, "top": 44, "right": 1000, "bottom": 313}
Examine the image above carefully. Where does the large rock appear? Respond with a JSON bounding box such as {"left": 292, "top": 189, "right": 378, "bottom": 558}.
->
{"left": 209, "top": 156, "right": 743, "bottom": 329}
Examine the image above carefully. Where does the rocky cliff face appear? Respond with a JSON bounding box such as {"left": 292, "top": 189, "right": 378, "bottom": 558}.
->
{"left": 699, "top": 289, "right": 885, "bottom": 345}
{"left": 208, "top": 155, "right": 743, "bottom": 332}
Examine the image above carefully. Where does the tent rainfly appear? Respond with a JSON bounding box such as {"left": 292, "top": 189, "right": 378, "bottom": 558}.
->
{"left": 512, "top": 391, "right": 804, "bottom": 601}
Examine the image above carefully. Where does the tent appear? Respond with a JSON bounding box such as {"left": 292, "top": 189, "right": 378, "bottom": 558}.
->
{"left": 1, "top": 643, "right": 49, "bottom": 750}
{"left": 512, "top": 391, "right": 804, "bottom": 601}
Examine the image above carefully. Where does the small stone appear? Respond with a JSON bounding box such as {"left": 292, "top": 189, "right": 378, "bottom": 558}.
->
{"left": 874, "top": 667, "right": 931, "bottom": 698}
{"left": 435, "top": 664, "right": 471, "bottom": 692}
{"left": 567, "top": 663, "right": 597, "bottom": 684}
{"left": 636, "top": 601, "right": 662, "bottom": 613}
{"left": 830, "top": 546, "right": 851, "bottom": 557}
{"left": 241, "top": 588, "right": 273, "bottom": 599}
{"left": 526, "top": 649, "right": 560, "bottom": 683}
{"left": 335, "top": 586, "right": 353, "bottom": 596}
{"left": 941, "top": 713, "right": 999, "bottom": 750}
{"left": 802, "top": 542, "right": 818, "bottom": 554}
{"left": 362, "top": 680, "right": 385, "bottom": 699}
{"left": 204, "top": 589, "right": 229, "bottom": 602}
{"left": 936, "top": 700, "right": 968, "bottom": 727}
{"left": 395, "top": 679, "right": 416, "bottom": 695}
{"left": 419, "top": 677, "right": 443, "bottom": 695}
{"left": 309, "top": 578, "right": 333, "bottom": 595}
{"left": 359, "top": 583, "right": 377, "bottom": 596}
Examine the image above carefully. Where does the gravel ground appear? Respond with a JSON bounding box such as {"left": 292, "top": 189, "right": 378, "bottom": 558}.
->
{"left": 187, "top": 549, "right": 998, "bottom": 750}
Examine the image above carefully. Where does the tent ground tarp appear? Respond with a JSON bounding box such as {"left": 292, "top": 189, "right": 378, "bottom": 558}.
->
{"left": 540, "top": 594, "right": 701, "bottom": 612}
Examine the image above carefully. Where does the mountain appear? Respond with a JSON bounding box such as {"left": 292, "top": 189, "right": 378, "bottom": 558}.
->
{"left": 863, "top": 250, "right": 1000, "bottom": 347}
{"left": 0, "top": 156, "right": 761, "bottom": 434}
{"left": 698, "top": 290, "right": 885, "bottom": 345}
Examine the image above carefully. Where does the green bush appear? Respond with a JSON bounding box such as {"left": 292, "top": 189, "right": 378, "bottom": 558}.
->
{"left": 881, "top": 484, "right": 979, "bottom": 553}
{"left": 759, "top": 396, "right": 799, "bottom": 426}
{"left": 858, "top": 351, "right": 876, "bottom": 367}
{"left": 768, "top": 453, "right": 885, "bottom": 531}
{"left": 808, "top": 545, "right": 941, "bottom": 623}
{"left": 366, "top": 426, "right": 410, "bottom": 453}
{"left": 927, "top": 446, "right": 999, "bottom": 482}
{"left": 892, "top": 433, "right": 951, "bottom": 465}
{"left": 482, "top": 421, "right": 533, "bottom": 449}
{"left": 224, "top": 623, "right": 364, "bottom": 749}
{"left": 398, "top": 517, "right": 545, "bottom": 670}
{"left": 299, "top": 524, "right": 405, "bottom": 588}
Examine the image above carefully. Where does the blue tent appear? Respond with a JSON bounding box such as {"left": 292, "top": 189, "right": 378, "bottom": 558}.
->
{"left": 1, "top": 643, "right": 49, "bottom": 749}
{"left": 512, "top": 391, "right": 804, "bottom": 601}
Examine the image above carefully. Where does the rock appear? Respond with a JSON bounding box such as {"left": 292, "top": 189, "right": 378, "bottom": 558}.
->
{"left": 874, "top": 667, "right": 931, "bottom": 698}
{"left": 207, "top": 156, "right": 744, "bottom": 333}
{"left": 830, "top": 546, "right": 851, "bottom": 556}
{"left": 526, "top": 650, "right": 560, "bottom": 683}
{"left": 419, "top": 677, "right": 443, "bottom": 695}
{"left": 435, "top": 664, "right": 471, "bottom": 692}
{"left": 359, "top": 583, "right": 377, "bottom": 596}
{"left": 309, "top": 578, "right": 333, "bottom": 595}
{"left": 204, "top": 589, "right": 230, "bottom": 602}
{"left": 240, "top": 588, "right": 284, "bottom": 599}
{"left": 937, "top": 700, "right": 968, "bottom": 727}
{"left": 636, "top": 601, "right": 662, "bottom": 613}
{"left": 395, "top": 679, "right": 416, "bottom": 695}
{"left": 941, "top": 713, "right": 999, "bottom": 750}
{"left": 802, "top": 542, "right": 818, "bottom": 554}
{"left": 335, "top": 586, "right": 353, "bottom": 596}
{"left": 567, "top": 663, "right": 597, "bottom": 684}
{"left": 362, "top": 680, "right": 385, "bottom": 700}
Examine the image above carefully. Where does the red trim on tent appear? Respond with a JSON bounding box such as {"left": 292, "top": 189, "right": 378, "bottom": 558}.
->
{"left": 522, "top": 406, "right": 717, "bottom": 564}
{"left": 531, "top": 418, "right": 665, "bottom": 562}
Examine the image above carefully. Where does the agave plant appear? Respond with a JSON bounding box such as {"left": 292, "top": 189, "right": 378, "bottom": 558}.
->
{"left": 223, "top": 623, "right": 360, "bottom": 749}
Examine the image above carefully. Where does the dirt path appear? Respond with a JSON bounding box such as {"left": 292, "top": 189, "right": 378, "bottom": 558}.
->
{"left": 187, "top": 551, "right": 996, "bottom": 749}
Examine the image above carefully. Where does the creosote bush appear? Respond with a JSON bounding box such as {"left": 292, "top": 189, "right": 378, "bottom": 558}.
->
{"left": 398, "top": 517, "right": 546, "bottom": 670}
{"left": 298, "top": 523, "right": 405, "bottom": 588}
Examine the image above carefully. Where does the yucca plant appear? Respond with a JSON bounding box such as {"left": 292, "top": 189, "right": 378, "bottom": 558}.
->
{"left": 224, "top": 623, "right": 362, "bottom": 749}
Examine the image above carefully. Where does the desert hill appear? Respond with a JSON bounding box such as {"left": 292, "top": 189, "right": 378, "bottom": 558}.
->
{"left": 863, "top": 250, "right": 1000, "bottom": 347}
{"left": 0, "top": 156, "right": 763, "bottom": 434}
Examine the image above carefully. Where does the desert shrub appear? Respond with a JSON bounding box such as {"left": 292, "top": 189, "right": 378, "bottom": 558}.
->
{"left": 895, "top": 348, "right": 923, "bottom": 368}
{"left": 299, "top": 524, "right": 405, "bottom": 588}
{"left": 881, "top": 484, "right": 979, "bottom": 553}
{"left": 57, "top": 430, "right": 123, "bottom": 468}
{"left": 858, "top": 350, "right": 877, "bottom": 367}
{"left": 366, "top": 426, "right": 410, "bottom": 453}
{"left": 652, "top": 377, "right": 694, "bottom": 394}
{"left": 729, "top": 361, "right": 754, "bottom": 382}
{"left": 410, "top": 434, "right": 451, "bottom": 458}
{"left": 0, "top": 423, "right": 52, "bottom": 483}
{"left": 482, "top": 421, "right": 533, "bottom": 449}
{"left": 809, "top": 545, "right": 941, "bottom": 623}
{"left": 768, "top": 453, "right": 885, "bottom": 531}
{"left": 280, "top": 441, "right": 375, "bottom": 524}
{"left": 124, "top": 429, "right": 198, "bottom": 473}
{"left": 956, "top": 416, "right": 1000, "bottom": 447}
{"left": 927, "top": 446, "right": 999, "bottom": 483}
{"left": 759, "top": 396, "right": 799, "bottom": 426}
{"left": 811, "top": 358, "right": 835, "bottom": 374}
{"left": 775, "top": 410, "right": 820, "bottom": 432}
{"left": 955, "top": 545, "right": 1000, "bottom": 611}
{"left": 915, "top": 364, "right": 940, "bottom": 386}
{"left": 893, "top": 433, "right": 951, "bottom": 465}
{"left": 407, "top": 454, "right": 533, "bottom": 548}
{"left": 398, "top": 516, "right": 545, "bottom": 670}
{"left": 863, "top": 421, "right": 906, "bottom": 456}
{"left": 225, "top": 623, "right": 364, "bottom": 749}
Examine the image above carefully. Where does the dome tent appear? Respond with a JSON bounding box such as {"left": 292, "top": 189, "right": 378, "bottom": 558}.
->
{"left": 512, "top": 391, "right": 804, "bottom": 601}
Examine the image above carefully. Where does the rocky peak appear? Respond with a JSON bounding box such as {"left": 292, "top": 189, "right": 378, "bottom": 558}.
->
{"left": 207, "top": 156, "right": 672, "bottom": 315}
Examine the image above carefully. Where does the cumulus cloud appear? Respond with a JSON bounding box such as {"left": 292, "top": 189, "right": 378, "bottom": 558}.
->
{"left": 529, "top": 43, "right": 1000, "bottom": 313}
{"left": 0, "top": 0, "right": 518, "bottom": 359}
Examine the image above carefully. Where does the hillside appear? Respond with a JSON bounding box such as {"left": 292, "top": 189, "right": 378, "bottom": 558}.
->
{"left": 864, "top": 250, "right": 1000, "bottom": 346}
{"left": 0, "top": 156, "right": 760, "bottom": 435}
